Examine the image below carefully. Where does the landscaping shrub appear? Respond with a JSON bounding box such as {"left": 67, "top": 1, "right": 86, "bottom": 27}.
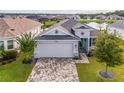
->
{"left": 22, "top": 57, "right": 32, "bottom": 64}
{"left": 1, "top": 50, "right": 17, "bottom": 60}
{"left": 87, "top": 49, "right": 94, "bottom": 57}
{"left": 73, "top": 56, "right": 80, "bottom": 60}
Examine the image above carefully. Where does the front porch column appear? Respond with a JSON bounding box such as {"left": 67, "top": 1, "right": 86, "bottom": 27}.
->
{"left": 4, "top": 40, "right": 8, "bottom": 50}
{"left": 73, "top": 42, "right": 78, "bottom": 57}
{"left": 87, "top": 38, "right": 90, "bottom": 53}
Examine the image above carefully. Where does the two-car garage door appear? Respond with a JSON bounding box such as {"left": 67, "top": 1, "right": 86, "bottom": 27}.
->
{"left": 36, "top": 43, "right": 73, "bottom": 57}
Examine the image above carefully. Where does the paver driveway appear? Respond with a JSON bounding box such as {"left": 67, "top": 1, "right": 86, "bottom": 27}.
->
{"left": 27, "top": 58, "right": 80, "bottom": 82}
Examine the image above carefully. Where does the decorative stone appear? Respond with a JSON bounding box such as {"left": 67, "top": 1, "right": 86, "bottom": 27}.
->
{"left": 27, "top": 54, "right": 89, "bottom": 82}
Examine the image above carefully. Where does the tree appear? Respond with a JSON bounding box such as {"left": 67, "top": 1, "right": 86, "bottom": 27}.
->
{"left": 94, "top": 30, "right": 124, "bottom": 78}
{"left": 16, "top": 32, "right": 36, "bottom": 63}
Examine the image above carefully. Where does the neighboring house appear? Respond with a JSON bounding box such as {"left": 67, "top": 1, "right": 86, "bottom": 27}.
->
{"left": 94, "top": 15, "right": 106, "bottom": 20}
{"left": 83, "top": 16, "right": 92, "bottom": 20}
{"left": 53, "top": 15, "right": 69, "bottom": 20}
{"left": 87, "top": 22, "right": 101, "bottom": 30}
{"left": 34, "top": 18, "right": 98, "bottom": 58}
{"left": 72, "top": 15, "right": 81, "bottom": 21}
{"left": 39, "top": 15, "right": 56, "bottom": 21}
{"left": 106, "top": 14, "right": 122, "bottom": 20}
{"left": 26, "top": 15, "right": 39, "bottom": 21}
{"left": 108, "top": 20, "right": 124, "bottom": 39}
{"left": 0, "top": 17, "right": 41, "bottom": 50}
{"left": 87, "top": 22, "right": 108, "bottom": 30}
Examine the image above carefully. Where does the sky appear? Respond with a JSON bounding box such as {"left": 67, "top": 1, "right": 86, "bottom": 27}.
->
{"left": 0, "top": 10, "right": 116, "bottom": 14}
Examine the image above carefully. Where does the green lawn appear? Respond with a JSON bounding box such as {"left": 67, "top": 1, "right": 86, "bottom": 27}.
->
{"left": 80, "top": 19, "right": 115, "bottom": 23}
{"left": 43, "top": 20, "right": 60, "bottom": 28}
{"left": 0, "top": 53, "right": 34, "bottom": 82}
{"left": 76, "top": 57, "right": 124, "bottom": 82}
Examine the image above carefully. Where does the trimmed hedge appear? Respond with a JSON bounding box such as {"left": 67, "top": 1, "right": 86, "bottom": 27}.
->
{"left": 1, "top": 50, "right": 17, "bottom": 60}
{"left": 80, "top": 19, "right": 115, "bottom": 23}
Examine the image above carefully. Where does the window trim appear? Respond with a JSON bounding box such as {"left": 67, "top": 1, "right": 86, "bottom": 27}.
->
{"left": 0, "top": 41, "right": 4, "bottom": 49}
{"left": 7, "top": 40, "right": 14, "bottom": 49}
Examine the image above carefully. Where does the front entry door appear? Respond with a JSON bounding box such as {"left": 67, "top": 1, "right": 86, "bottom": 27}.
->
{"left": 79, "top": 38, "right": 88, "bottom": 53}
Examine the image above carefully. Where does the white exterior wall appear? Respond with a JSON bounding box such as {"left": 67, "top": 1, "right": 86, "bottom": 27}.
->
{"left": 74, "top": 29, "right": 90, "bottom": 38}
{"left": 47, "top": 29, "right": 67, "bottom": 35}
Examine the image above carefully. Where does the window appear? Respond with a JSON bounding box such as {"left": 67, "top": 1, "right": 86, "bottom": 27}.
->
{"left": 0, "top": 41, "right": 4, "bottom": 49}
{"left": 92, "top": 38, "right": 96, "bottom": 45}
{"left": 90, "top": 38, "right": 96, "bottom": 46}
{"left": 90, "top": 38, "right": 92, "bottom": 47}
{"left": 7, "top": 40, "right": 14, "bottom": 49}
{"left": 55, "top": 30, "right": 58, "bottom": 34}
{"left": 81, "top": 32, "right": 84, "bottom": 35}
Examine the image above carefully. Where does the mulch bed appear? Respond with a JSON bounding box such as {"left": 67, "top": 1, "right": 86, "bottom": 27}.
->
{"left": 0, "top": 58, "right": 16, "bottom": 65}
{"left": 99, "top": 70, "right": 114, "bottom": 79}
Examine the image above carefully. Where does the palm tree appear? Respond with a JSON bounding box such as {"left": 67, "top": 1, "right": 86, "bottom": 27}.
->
{"left": 16, "top": 32, "right": 36, "bottom": 63}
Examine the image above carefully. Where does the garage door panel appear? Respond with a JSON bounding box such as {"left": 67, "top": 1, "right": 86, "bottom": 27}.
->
{"left": 38, "top": 43, "right": 73, "bottom": 57}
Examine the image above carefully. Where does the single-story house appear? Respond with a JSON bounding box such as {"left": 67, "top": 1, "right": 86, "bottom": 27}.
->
{"left": 34, "top": 18, "right": 98, "bottom": 58}
{"left": 0, "top": 17, "right": 41, "bottom": 50}
{"left": 83, "top": 15, "right": 92, "bottom": 20}
{"left": 108, "top": 20, "right": 124, "bottom": 39}
{"left": 94, "top": 15, "right": 106, "bottom": 20}
{"left": 106, "top": 14, "right": 122, "bottom": 20}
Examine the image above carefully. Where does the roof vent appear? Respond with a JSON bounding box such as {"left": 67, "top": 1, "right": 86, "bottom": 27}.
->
{"left": 10, "top": 28, "right": 15, "bottom": 31}
{"left": 55, "top": 30, "right": 58, "bottom": 34}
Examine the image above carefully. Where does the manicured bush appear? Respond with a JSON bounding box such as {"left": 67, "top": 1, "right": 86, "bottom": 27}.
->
{"left": 1, "top": 50, "right": 17, "bottom": 60}
{"left": 22, "top": 57, "right": 32, "bottom": 64}
{"left": 87, "top": 49, "right": 94, "bottom": 57}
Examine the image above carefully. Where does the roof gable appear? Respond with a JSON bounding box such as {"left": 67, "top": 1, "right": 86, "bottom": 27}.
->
{"left": 73, "top": 23, "right": 97, "bottom": 30}
{"left": 36, "top": 35, "right": 80, "bottom": 40}
{"left": 40, "top": 26, "right": 74, "bottom": 36}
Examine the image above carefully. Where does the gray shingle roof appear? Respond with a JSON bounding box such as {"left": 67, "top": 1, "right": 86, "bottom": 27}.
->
{"left": 36, "top": 35, "right": 80, "bottom": 40}
{"left": 109, "top": 20, "right": 124, "bottom": 29}
{"left": 61, "top": 18, "right": 78, "bottom": 32}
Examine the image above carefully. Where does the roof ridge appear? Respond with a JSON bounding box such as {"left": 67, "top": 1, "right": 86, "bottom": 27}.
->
{"left": 2, "top": 18, "right": 11, "bottom": 29}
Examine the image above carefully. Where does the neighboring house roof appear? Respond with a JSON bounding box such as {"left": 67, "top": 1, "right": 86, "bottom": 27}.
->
{"left": 36, "top": 35, "right": 80, "bottom": 40}
{"left": 106, "top": 14, "right": 122, "bottom": 20}
{"left": 95, "top": 15, "right": 106, "bottom": 19}
{"left": 0, "top": 17, "right": 41, "bottom": 37}
{"left": 109, "top": 20, "right": 124, "bottom": 29}
{"left": 87, "top": 22, "right": 100, "bottom": 30}
{"left": 87, "top": 22, "right": 108, "bottom": 30}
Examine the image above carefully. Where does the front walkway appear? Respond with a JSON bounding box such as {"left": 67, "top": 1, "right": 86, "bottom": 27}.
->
{"left": 27, "top": 54, "right": 89, "bottom": 82}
